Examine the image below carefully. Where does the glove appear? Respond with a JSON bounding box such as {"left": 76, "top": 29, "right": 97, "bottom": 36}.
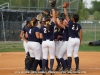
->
{"left": 49, "top": 0, "right": 56, "bottom": 8}
{"left": 42, "top": 9, "right": 50, "bottom": 18}
{"left": 62, "top": 2, "right": 69, "bottom": 8}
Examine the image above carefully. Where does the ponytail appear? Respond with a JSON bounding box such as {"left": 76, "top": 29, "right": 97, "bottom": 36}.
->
{"left": 46, "top": 21, "right": 50, "bottom": 32}
{"left": 30, "top": 18, "right": 38, "bottom": 27}
{"left": 72, "top": 14, "right": 79, "bottom": 30}
{"left": 74, "top": 22, "right": 77, "bottom": 30}
{"left": 45, "top": 17, "right": 51, "bottom": 32}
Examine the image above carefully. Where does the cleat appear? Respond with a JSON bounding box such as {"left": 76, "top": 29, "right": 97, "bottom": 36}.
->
{"left": 31, "top": 71, "right": 37, "bottom": 74}
{"left": 67, "top": 68, "right": 72, "bottom": 74}
{"left": 74, "top": 69, "right": 80, "bottom": 74}
{"left": 45, "top": 67, "right": 49, "bottom": 72}
{"left": 55, "top": 64, "right": 62, "bottom": 71}
{"left": 25, "top": 69, "right": 30, "bottom": 74}
{"left": 61, "top": 68, "right": 68, "bottom": 73}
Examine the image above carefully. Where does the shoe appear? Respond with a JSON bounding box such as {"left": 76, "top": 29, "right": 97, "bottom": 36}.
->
{"left": 48, "top": 69, "right": 53, "bottom": 73}
{"left": 31, "top": 71, "right": 37, "bottom": 74}
{"left": 45, "top": 67, "right": 49, "bottom": 72}
{"left": 25, "top": 69, "right": 30, "bottom": 74}
{"left": 75, "top": 68, "right": 80, "bottom": 74}
{"left": 67, "top": 68, "right": 72, "bottom": 74}
{"left": 62, "top": 68, "right": 68, "bottom": 73}
{"left": 55, "top": 64, "right": 62, "bottom": 71}
{"left": 38, "top": 70, "right": 45, "bottom": 73}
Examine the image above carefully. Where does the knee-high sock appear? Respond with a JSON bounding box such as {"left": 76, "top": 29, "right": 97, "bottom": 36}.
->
{"left": 56, "top": 58, "right": 60, "bottom": 66}
{"left": 75, "top": 57, "right": 79, "bottom": 69}
{"left": 39, "top": 60, "right": 42, "bottom": 69}
{"left": 60, "top": 58, "right": 67, "bottom": 69}
{"left": 65, "top": 59, "right": 68, "bottom": 67}
{"left": 32, "top": 59, "right": 39, "bottom": 71}
{"left": 46, "top": 59, "right": 49, "bottom": 68}
{"left": 42, "top": 59, "right": 47, "bottom": 71}
{"left": 50, "top": 59, "right": 54, "bottom": 70}
{"left": 68, "top": 57, "right": 72, "bottom": 69}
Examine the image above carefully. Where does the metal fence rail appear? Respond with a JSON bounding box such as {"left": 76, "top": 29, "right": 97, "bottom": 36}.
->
{"left": 0, "top": 21, "right": 100, "bottom": 44}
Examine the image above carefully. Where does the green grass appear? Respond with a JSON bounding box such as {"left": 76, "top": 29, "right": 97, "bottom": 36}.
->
{"left": 79, "top": 44, "right": 100, "bottom": 52}
{"left": 0, "top": 42, "right": 24, "bottom": 52}
{"left": 0, "top": 42, "right": 100, "bottom": 52}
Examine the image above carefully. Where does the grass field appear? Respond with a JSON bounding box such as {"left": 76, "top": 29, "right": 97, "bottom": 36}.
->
{"left": 0, "top": 41, "right": 100, "bottom": 52}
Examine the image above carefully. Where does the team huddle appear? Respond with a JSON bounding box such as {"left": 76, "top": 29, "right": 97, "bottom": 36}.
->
{"left": 20, "top": 0, "right": 82, "bottom": 74}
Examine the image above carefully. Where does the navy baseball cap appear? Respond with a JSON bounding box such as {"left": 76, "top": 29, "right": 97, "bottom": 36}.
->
{"left": 26, "top": 17, "right": 32, "bottom": 25}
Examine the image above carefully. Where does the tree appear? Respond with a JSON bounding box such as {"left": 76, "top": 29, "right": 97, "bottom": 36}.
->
{"left": 91, "top": 1, "right": 100, "bottom": 12}
{"left": 77, "top": 0, "right": 90, "bottom": 20}
{"left": 93, "top": 11, "right": 100, "bottom": 20}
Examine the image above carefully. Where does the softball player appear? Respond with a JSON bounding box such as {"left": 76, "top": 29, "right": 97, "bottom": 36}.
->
{"left": 26, "top": 18, "right": 41, "bottom": 72}
{"left": 40, "top": 17, "right": 55, "bottom": 71}
{"left": 54, "top": 26, "right": 62, "bottom": 71}
{"left": 20, "top": 17, "right": 35, "bottom": 70}
{"left": 58, "top": 19, "right": 69, "bottom": 71}
{"left": 63, "top": 2, "right": 82, "bottom": 73}
{"left": 54, "top": 18, "right": 64, "bottom": 71}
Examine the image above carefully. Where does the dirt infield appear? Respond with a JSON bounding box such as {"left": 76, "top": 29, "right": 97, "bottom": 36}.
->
{"left": 0, "top": 52, "right": 100, "bottom": 75}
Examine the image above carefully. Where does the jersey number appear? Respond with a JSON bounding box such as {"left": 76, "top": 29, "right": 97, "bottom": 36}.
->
{"left": 29, "top": 29, "right": 32, "bottom": 34}
{"left": 72, "top": 25, "right": 78, "bottom": 30}
{"left": 43, "top": 28, "right": 47, "bottom": 33}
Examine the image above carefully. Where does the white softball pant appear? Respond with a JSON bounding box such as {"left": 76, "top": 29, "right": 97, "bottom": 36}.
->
{"left": 58, "top": 41, "right": 68, "bottom": 60}
{"left": 42, "top": 40, "right": 55, "bottom": 59}
{"left": 55, "top": 41, "right": 63, "bottom": 58}
{"left": 23, "top": 40, "right": 28, "bottom": 53}
{"left": 67, "top": 37, "right": 80, "bottom": 58}
{"left": 55, "top": 41, "right": 59, "bottom": 57}
{"left": 27, "top": 41, "right": 41, "bottom": 60}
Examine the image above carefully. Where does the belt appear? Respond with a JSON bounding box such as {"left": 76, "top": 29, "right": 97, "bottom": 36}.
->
{"left": 70, "top": 37, "right": 79, "bottom": 38}
{"left": 43, "top": 39, "right": 53, "bottom": 41}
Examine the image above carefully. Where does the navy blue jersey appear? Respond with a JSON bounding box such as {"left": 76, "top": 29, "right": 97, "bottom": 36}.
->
{"left": 27, "top": 27, "right": 40, "bottom": 42}
{"left": 54, "top": 26, "right": 59, "bottom": 40}
{"left": 59, "top": 27, "right": 69, "bottom": 41}
{"left": 58, "top": 28, "right": 63, "bottom": 41}
{"left": 22, "top": 25, "right": 29, "bottom": 39}
{"left": 40, "top": 21, "right": 55, "bottom": 41}
{"left": 63, "top": 26, "right": 69, "bottom": 41}
{"left": 68, "top": 20, "right": 82, "bottom": 38}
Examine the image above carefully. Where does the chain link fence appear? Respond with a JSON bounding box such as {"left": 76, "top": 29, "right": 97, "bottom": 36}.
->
{"left": 0, "top": 21, "right": 100, "bottom": 44}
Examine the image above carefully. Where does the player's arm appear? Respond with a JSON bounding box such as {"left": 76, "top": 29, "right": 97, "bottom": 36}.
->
{"left": 20, "top": 30, "right": 28, "bottom": 42}
{"left": 40, "top": 33, "right": 43, "bottom": 39}
{"left": 63, "top": 2, "right": 69, "bottom": 22}
{"left": 35, "top": 32, "right": 40, "bottom": 39}
{"left": 79, "top": 29, "right": 82, "bottom": 46}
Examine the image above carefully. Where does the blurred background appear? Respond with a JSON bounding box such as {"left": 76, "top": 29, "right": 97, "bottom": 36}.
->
{"left": 0, "top": 0, "right": 100, "bottom": 50}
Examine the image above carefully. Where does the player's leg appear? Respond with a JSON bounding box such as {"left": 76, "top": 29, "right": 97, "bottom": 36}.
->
{"left": 67, "top": 38, "right": 75, "bottom": 73}
{"left": 55, "top": 41, "right": 61, "bottom": 71}
{"left": 42, "top": 41, "right": 49, "bottom": 71}
{"left": 39, "top": 44, "right": 42, "bottom": 71}
{"left": 73, "top": 38, "right": 80, "bottom": 73}
{"left": 30, "top": 42, "right": 41, "bottom": 71}
{"left": 58, "top": 41, "right": 68, "bottom": 71}
{"left": 49, "top": 41, "right": 55, "bottom": 71}
{"left": 23, "top": 41, "right": 29, "bottom": 70}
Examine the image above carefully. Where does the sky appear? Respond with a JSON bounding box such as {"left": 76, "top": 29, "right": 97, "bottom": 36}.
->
{"left": 83, "top": 0, "right": 100, "bottom": 8}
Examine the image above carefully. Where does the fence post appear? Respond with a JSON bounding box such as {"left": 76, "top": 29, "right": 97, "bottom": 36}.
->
{"left": 95, "top": 24, "right": 96, "bottom": 41}
{"left": 1, "top": 12, "right": 6, "bottom": 44}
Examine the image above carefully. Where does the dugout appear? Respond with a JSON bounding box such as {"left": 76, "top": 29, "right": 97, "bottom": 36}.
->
{"left": 88, "top": 40, "right": 100, "bottom": 46}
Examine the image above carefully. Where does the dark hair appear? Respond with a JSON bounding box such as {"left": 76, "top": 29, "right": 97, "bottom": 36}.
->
{"left": 72, "top": 14, "right": 79, "bottom": 30}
